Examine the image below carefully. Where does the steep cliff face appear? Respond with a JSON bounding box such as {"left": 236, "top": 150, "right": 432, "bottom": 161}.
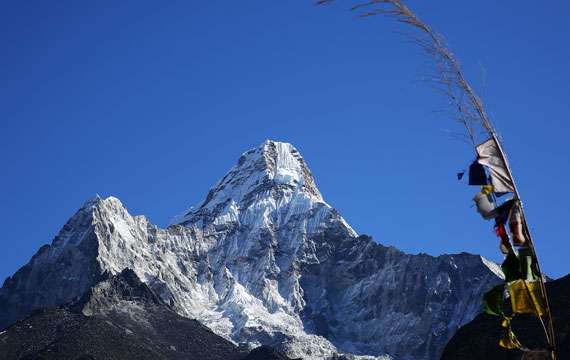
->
{"left": 300, "top": 233, "right": 500, "bottom": 359}
{"left": 0, "top": 198, "right": 103, "bottom": 329}
{"left": 0, "top": 140, "right": 501, "bottom": 359}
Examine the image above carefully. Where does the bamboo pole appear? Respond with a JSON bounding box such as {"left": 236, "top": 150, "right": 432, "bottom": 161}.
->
{"left": 490, "top": 133, "right": 557, "bottom": 359}
{"left": 318, "top": 1, "right": 558, "bottom": 357}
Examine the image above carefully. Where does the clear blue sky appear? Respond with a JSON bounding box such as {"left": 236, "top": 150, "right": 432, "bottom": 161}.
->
{"left": 1, "top": 1, "right": 569, "bottom": 282}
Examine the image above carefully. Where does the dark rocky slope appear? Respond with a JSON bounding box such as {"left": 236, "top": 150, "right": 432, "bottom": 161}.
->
{"left": 0, "top": 269, "right": 288, "bottom": 360}
{"left": 441, "top": 274, "right": 570, "bottom": 360}
{"left": 242, "top": 345, "right": 293, "bottom": 360}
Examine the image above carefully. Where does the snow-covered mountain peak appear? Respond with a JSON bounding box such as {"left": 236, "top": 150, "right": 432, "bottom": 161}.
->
{"left": 1, "top": 141, "right": 503, "bottom": 360}
{"left": 77, "top": 195, "right": 124, "bottom": 214}
{"left": 258, "top": 140, "right": 322, "bottom": 199}
{"left": 175, "top": 140, "right": 326, "bottom": 225}
{"left": 50, "top": 195, "right": 139, "bottom": 254}
{"left": 81, "top": 194, "right": 103, "bottom": 208}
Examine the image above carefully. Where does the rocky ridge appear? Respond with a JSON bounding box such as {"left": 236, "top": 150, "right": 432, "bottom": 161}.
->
{"left": 441, "top": 274, "right": 570, "bottom": 360}
{"left": 0, "top": 268, "right": 257, "bottom": 360}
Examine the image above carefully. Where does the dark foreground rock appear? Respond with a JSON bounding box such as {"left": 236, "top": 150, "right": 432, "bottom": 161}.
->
{"left": 242, "top": 345, "right": 295, "bottom": 360}
{"left": 0, "top": 269, "right": 288, "bottom": 360}
{"left": 441, "top": 274, "right": 570, "bottom": 360}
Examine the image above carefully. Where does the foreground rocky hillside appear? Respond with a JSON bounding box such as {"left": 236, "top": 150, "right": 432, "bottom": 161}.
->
{"left": 0, "top": 268, "right": 292, "bottom": 360}
{"left": 0, "top": 140, "right": 501, "bottom": 359}
{"left": 441, "top": 274, "right": 570, "bottom": 360}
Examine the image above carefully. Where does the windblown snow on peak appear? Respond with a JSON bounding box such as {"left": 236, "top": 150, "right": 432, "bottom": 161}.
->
{"left": 174, "top": 139, "right": 356, "bottom": 240}
{"left": 174, "top": 140, "right": 326, "bottom": 224}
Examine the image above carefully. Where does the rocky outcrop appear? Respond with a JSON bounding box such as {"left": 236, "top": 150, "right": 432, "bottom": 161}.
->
{"left": 441, "top": 275, "right": 570, "bottom": 360}
{"left": 0, "top": 269, "right": 248, "bottom": 360}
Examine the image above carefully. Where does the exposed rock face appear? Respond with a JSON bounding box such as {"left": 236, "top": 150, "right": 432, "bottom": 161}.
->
{"left": 242, "top": 346, "right": 294, "bottom": 360}
{"left": 300, "top": 234, "right": 501, "bottom": 359}
{"left": 441, "top": 275, "right": 570, "bottom": 360}
{"left": 0, "top": 269, "right": 248, "bottom": 360}
{"left": 0, "top": 199, "right": 103, "bottom": 329}
{"left": 0, "top": 140, "right": 501, "bottom": 359}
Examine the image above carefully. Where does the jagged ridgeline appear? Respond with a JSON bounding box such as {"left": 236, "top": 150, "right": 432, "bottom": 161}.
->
{"left": 0, "top": 269, "right": 244, "bottom": 360}
{"left": 0, "top": 141, "right": 501, "bottom": 359}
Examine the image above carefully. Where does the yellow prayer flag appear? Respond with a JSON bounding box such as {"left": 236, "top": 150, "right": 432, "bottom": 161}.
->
{"left": 498, "top": 316, "right": 522, "bottom": 350}
{"left": 507, "top": 280, "right": 545, "bottom": 316}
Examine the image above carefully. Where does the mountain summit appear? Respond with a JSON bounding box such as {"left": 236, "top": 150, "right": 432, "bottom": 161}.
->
{"left": 181, "top": 140, "right": 324, "bottom": 218}
{"left": 0, "top": 140, "right": 500, "bottom": 359}
{"left": 174, "top": 140, "right": 341, "bottom": 232}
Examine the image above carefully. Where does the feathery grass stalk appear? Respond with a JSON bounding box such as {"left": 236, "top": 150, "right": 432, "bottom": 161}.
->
{"left": 317, "top": 1, "right": 557, "bottom": 358}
